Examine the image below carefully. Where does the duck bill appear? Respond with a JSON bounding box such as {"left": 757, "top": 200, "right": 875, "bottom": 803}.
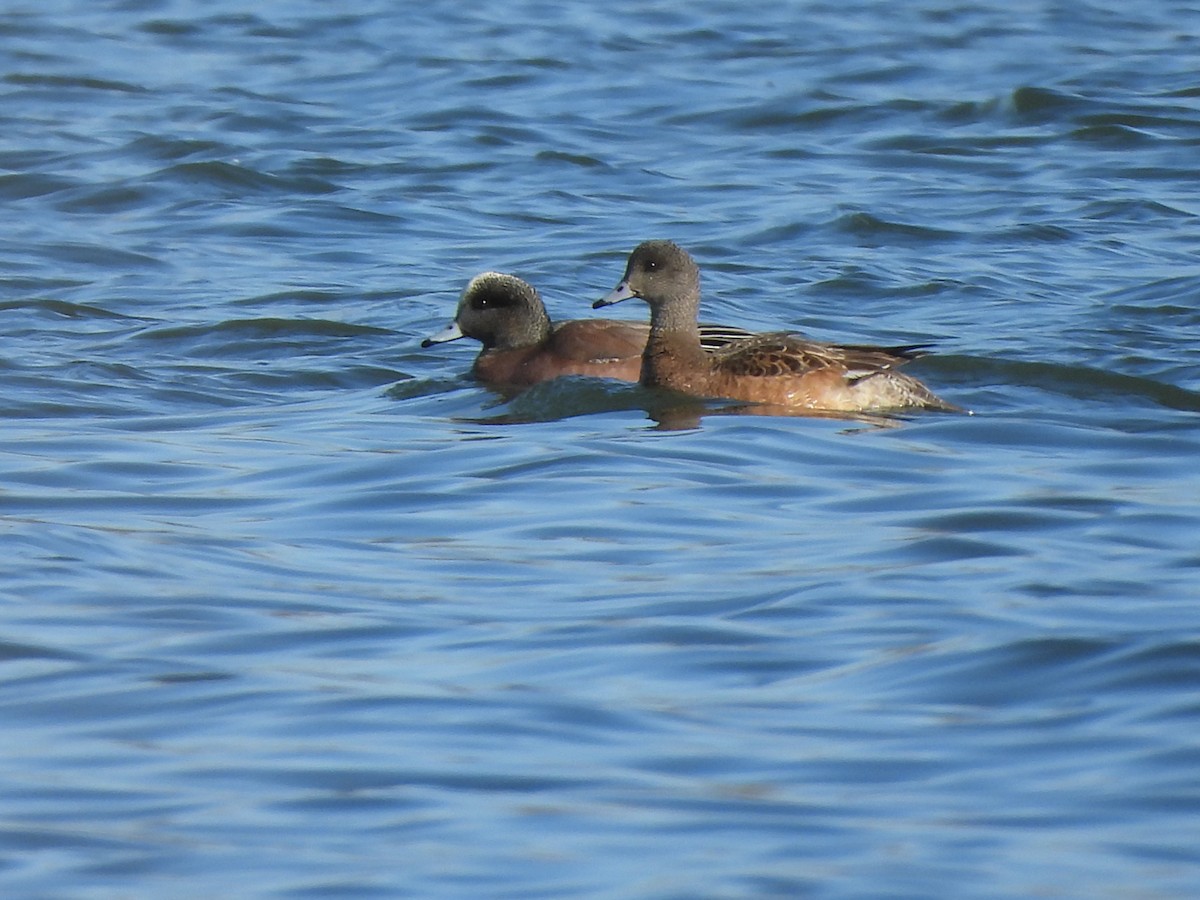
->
{"left": 421, "top": 321, "right": 465, "bottom": 347}
{"left": 593, "top": 281, "right": 637, "bottom": 309}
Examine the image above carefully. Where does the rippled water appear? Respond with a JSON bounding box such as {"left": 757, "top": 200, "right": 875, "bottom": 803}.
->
{"left": 3, "top": 1, "right": 1200, "bottom": 897}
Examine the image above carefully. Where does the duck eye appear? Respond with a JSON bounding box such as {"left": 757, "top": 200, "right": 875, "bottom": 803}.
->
{"left": 645, "top": 259, "right": 659, "bottom": 272}
{"left": 473, "top": 291, "right": 516, "bottom": 310}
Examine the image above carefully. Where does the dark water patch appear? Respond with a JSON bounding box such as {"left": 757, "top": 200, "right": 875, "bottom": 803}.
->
{"left": 727, "top": 99, "right": 878, "bottom": 132}
{"left": 738, "top": 220, "right": 816, "bottom": 246}
{"left": 1081, "top": 199, "right": 1195, "bottom": 222}
{"left": 0, "top": 641, "right": 85, "bottom": 664}
{"left": 1069, "top": 123, "right": 1157, "bottom": 147}
{"left": 204, "top": 110, "right": 313, "bottom": 139}
{"left": 891, "top": 533, "right": 1027, "bottom": 564}
{"left": 1009, "top": 86, "right": 1092, "bottom": 123}
{"left": 146, "top": 161, "right": 340, "bottom": 198}
{"left": 149, "top": 670, "right": 236, "bottom": 686}
{"left": 877, "top": 636, "right": 1122, "bottom": 708}
{"left": 991, "top": 222, "right": 1077, "bottom": 243}
{"left": 521, "top": 56, "right": 572, "bottom": 71}
{"left": 188, "top": 219, "right": 307, "bottom": 241}
{"left": 0, "top": 825, "right": 151, "bottom": 855}
{"left": 229, "top": 288, "right": 371, "bottom": 309}
{"left": 286, "top": 155, "right": 384, "bottom": 180}
{"left": 466, "top": 72, "right": 542, "bottom": 91}
{"left": 33, "top": 242, "right": 165, "bottom": 271}
{"left": 0, "top": 173, "right": 79, "bottom": 200}
{"left": 470, "top": 124, "right": 551, "bottom": 149}
{"left": 863, "top": 134, "right": 993, "bottom": 158}
{"left": 54, "top": 183, "right": 159, "bottom": 214}
{"left": 135, "top": 318, "right": 388, "bottom": 355}
{"left": 0, "top": 150, "right": 74, "bottom": 173}
{"left": 1008, "top": 86, "right": 1200, "bottom": 148}
{"left": 3, "top": 73, "right": 147, "bottom": 94}
{"left": 815, "top": 480, "right": 969, "bottom": 517}
{"left": 172, "top": 621, "right": 441, "bottom": 663}
{"left": 57, "top": 359, "right": 153, "bottom": 392}
{"left": 0, "top": 298, "right": 136, "bottom": 320}
{"left": 1020, "top": 576, "right": 1178, "bottom": 604}
{"left": 1164, "top": 82, "right": 1200, "bottom": 99}
{"left": 285, "top": 203, "right": 406, "bottom": 231}
{"left": 937, "top": 96, "right": 1004, "bottom": 125}
{"left": 953, "top": 356, "right": 1200, "bottom": 413}
{"left": 838, "top": 63, "right": 928, "bottom": 90}
{"left": 190, "top": 761, "right": 592, "bottom": 796}
{"left": 1100, "top": 273, "right": 1200, "bottom": 317}
{"left": 137, "top": 19, "right": 202, "bottom": 38}
{"left": 277, "top": 884, "right": 407, "bottom": 900}
{"left": 1101, "top": 641, "right": 1200, "bottom": 693}
{"left": 0, "top": 490, "right": 262, "bottom": 519}
{"left": 222, "top": 364, "right": 407, "bottom": 393}
{"left": 807, "top": 267, "right": 892, "bottom": 295}
{"left": 1079, "top": 108, "right": 1200, "bottom": 134}
{"left": 408, "top": 104, "right": 526, "bottom": 133}
{"left": 5, "top": 453, "right": 218, "bottom": 493}
{"left": 0, "top": 396, "right": 144, "bottom": 420}
{"left": 910, "top": 503, "right": 1100, "bottom": 537}
{"left": 827, "top": 212, "right": 962, "bottom": 246}
{"left": 534, "top": 150, "right": 609, "bottom": 169}
{"left": 120, "top": 134, "right": 231, "bottom": 164}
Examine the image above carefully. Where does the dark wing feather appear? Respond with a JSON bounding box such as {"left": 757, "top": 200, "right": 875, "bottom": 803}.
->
{"left": 698, "top": 323, "right": 757, "bottom": 351}
{"left": 712, "top": 333, "right": 935, "bottom": 379}
{"left": 837, "top": 342, "right": 933, "bottom": 363}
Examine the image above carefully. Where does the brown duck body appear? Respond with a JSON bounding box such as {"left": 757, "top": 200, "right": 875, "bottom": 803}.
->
{"left": 473, "top": 317, "right": 647, "bottom": 385}
{"left": 596, "top": 241, "right": 959, "bottom": 413}
{"left": 425, "top": 271, "right": 754, "bottom": 388}
{"left": 641, "top": 329, "right": 954, "bottom": 411}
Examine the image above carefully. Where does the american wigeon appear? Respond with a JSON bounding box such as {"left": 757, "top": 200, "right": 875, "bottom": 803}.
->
{"left": 594, "top": 240, "right": 960, "bottom": 413}
{"left": 424, "top": 271, "right": 753, "bottom": 387}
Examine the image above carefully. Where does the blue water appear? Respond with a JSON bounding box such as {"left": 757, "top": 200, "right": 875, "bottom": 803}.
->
{"left": 3, "top": 1, "right": 1200, "bottom": 897}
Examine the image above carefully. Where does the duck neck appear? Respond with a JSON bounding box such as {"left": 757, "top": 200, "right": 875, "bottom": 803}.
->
{"left": 642, "top": 296, "right": 708, "bottom": 385}
{"left": 496, "top": 305, "right": 552, "bottom": 350}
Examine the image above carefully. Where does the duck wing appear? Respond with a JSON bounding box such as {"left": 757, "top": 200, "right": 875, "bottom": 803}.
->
{"left": 712, "top": 334, "right": 934, "bottom": 379}
{"left": 698, "top": 323, "right": 758, "bottom": 351}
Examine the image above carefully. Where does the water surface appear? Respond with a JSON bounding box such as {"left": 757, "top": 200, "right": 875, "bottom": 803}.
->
{"left": 3, "top": 1, "right": 1200, "bottom": 897}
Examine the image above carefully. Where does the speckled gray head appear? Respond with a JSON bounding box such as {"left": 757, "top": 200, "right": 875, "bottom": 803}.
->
{"left": 423, "top": 272, "right": 550, "bottom": 351}
{"left": 594, "top": 241, "right": 700, "bottom": 311}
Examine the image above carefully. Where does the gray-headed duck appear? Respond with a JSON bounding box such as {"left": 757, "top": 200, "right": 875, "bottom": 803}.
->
{"left": 594, "top": 241, "right": 959, "bottom": 413}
